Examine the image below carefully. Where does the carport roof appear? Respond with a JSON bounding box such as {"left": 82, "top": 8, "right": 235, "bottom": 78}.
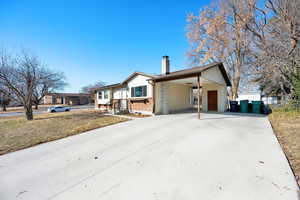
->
{"left": 150, "top": 62, "right": 231, "bottom": 86}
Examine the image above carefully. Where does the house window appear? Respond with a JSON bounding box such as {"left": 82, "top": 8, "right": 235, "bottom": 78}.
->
{"left": 104, "top": 90, "right": 109, "bottom": 99}
{"left": 131, "top": 86, "right": 147, "bottom": 97}
{"left": 98, "top": 91, "right": 102, "bottom": 99}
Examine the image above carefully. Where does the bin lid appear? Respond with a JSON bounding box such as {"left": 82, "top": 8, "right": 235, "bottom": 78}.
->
{"left": 252, "top": 101, "right": 262, "bottom": 104}
{"left": 240, "top": 100, "right": 249, "bottom": 102}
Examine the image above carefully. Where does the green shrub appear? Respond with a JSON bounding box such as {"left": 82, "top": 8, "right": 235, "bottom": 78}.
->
{"left": 291, "top": 77, "right": 300, "bottom": 99}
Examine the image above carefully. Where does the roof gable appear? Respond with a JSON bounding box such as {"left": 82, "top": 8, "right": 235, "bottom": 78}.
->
{"left": 94, "top": 83, "right": 123, "bottom": 91}
{"left": 94, "top": 62, "right": 231, "bottom": 92}
{"left": 150, "top": 62, "right": 231, "bottom": 86}
{"left": 94, "top": 72, "right": 157, "bottom": 91}
{"left": 217, "top": 64, "right": 231, "bottom": 86}
{"left": 122, "top": 72, "right": 157, "bottom": 84}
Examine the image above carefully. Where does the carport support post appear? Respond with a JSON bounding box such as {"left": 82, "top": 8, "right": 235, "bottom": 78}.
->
{"left": 197, "top": 73, "right": 201, "bottom": 119}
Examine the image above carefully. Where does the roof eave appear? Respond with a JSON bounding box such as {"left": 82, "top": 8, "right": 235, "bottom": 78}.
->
{"left": 217, "top": 63, "right": 232, "bottom": 87}
{"left": 94, "top": 83, "right": 123, "bottom": 91}
{"left": 149, "top": 62, "right": 231, "bottom": 86}
{"left": 122, "top": 72, "right": 157, "bottom": 84}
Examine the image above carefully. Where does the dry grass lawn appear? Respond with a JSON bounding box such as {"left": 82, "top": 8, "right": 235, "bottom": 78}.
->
{"left": 269, "top": 109, "right": 300, "bottom": 186}
{"left": 0, "top": 110, "right": 128, "bottom": 155}
{"left": 0, "top": 105, "right": 51, "bottom": 114}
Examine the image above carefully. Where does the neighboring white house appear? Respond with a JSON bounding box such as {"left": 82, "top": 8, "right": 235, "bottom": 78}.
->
{"left": 236, "top": 93, "right": 261, "bottom": 102}
{"left": 237, "top": 93, "right": 281, "bottom": 105}
{"left": 95, "top": 56, "right": 231, "bottom": 115}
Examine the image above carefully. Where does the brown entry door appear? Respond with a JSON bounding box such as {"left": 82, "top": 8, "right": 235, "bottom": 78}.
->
{"left": 207, "top": 90, "right": 218, "bottom": 111}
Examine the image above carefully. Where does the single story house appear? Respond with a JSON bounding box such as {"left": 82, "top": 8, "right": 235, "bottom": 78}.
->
{"left": 95, "top": 56, "right": 231, "bottom": 115}
{"left": 43, "top": 93, "right": 91, "bottom": 105}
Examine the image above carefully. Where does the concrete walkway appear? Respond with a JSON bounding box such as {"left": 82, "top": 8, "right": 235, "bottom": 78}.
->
{"left": 0, "top": 112, "right": 298, "bottom": 200}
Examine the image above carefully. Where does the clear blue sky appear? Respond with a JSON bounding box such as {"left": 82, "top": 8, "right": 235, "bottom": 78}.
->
{"left": 0, "top": 0, "right": 210, "bottom": 92}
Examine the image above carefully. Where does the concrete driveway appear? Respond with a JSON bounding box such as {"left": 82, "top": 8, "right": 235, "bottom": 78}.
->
{"left": 0, "top": 112, "right": 298, "bottom": 200}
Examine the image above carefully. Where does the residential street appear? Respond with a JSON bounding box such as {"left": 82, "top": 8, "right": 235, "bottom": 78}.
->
{"left": 0, "top": 112, "right": 298, "bottom": 200}
{"left": 0, "top": 105, "right": 94, "bottom": 117}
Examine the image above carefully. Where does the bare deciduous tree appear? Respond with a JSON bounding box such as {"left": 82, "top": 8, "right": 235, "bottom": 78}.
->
{"left": 80, "top": 81, "right": 105, "bottom": 94}
{"left": 0, "top": 51, "right": 37, "bottom": 120}
{"left": 32, "top": 69, "right": 67, "bottom": 110}
{"left": 187, "top": 0, "right": 253, "bottom": 100}
{"left": 240, "top": 0, "right": 300, "bottom": 98}
{"left": 0, "top": 50, "right": 66, "bottom": 120}
{"left": 0, "top": 84, "right": 11, "bottom": 111}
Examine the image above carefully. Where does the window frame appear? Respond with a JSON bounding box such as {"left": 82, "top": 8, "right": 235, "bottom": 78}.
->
{"left": 131, "top": 85, "right": 147, "bottom": 98}
{"left": 98, "top": 91, "right": 102, "bottom": 99}
{"left": 104, "top": 90, "right": 109, "bottom": 99}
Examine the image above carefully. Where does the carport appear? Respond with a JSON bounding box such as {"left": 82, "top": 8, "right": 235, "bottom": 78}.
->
{"left": 150, "top": 62, "right": 231, "bottom": 119}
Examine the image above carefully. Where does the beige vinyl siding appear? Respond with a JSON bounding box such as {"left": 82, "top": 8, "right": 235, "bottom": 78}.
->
{"left": 202, "top": 84, "right": 227, "bottom": 112}
{"left": 155, "top": 82, "right": 193, "bottom": 114}
{"left": 127, "top": 75, "right": 152, "bottom": 98}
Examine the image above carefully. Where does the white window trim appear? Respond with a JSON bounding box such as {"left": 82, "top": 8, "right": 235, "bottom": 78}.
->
{"left": 130, "top": 85, "right": 147, "bottom": 98}
{"left": 104, "top": 90, "right": 109, "bottom": 99}
{"left": 98, "top": 91, "right": 103, "bottom": 99}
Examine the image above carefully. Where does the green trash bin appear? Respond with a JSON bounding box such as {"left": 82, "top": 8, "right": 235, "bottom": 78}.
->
{"left": 240, "top": 100, "right": 249, "bottom": 113}
{"left": 252, "top": 101, "right": 262, "bottom": 114}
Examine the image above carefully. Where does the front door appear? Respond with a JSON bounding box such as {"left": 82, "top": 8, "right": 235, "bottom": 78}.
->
{"left": 207, "top": 90, "right": 218, "bottom": 111}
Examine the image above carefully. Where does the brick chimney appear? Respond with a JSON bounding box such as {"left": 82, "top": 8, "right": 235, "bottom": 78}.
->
{"left": 161, "top": 56, "right": 170, "bottom": 75}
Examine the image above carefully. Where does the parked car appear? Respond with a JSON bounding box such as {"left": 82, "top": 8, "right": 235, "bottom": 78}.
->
{"left": 47, "top": 106, "right": 70, "bottom": 113}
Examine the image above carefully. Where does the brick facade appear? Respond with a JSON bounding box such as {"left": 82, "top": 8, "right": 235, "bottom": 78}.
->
{"left": 128, "top": 98, "right": 153, "bottom": 113}
{"left": 97, "top": 99, "right": 130, "bottom": 113}
{"left": 43, "top": 93, "right": 91, "bottom": 105}
{"left": 98, "top": 104, "right": 112, "bottom": 110}
{"left": 43, "top": 95, "right": 54, "bottom": 104}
